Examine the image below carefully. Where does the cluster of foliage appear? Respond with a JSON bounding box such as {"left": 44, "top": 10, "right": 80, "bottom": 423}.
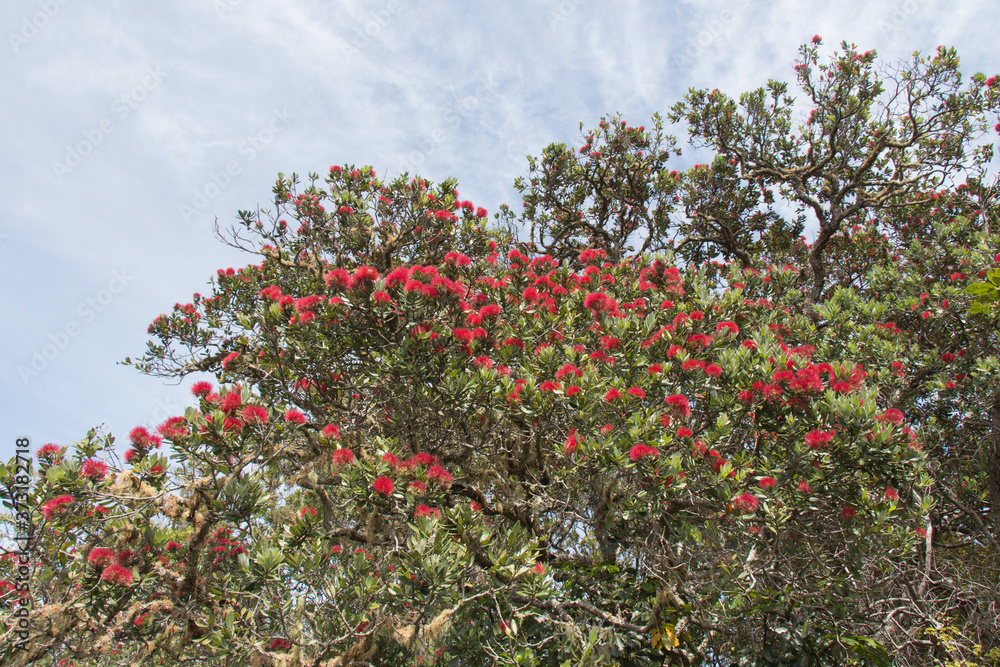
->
{"left": 3, "top": 41, "right": 1000, "bottom": 666}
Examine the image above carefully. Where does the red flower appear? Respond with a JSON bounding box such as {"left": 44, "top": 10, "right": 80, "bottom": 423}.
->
{"left": 322, "top": 424, "right": 341, "bottom": 439}
{"left": 805, "top": 429, "right": 833, "bottom": 449}
{"left": 627, "top": 386, "right": 646, "bottom": 399}
{"left": 385, "top": 266, "right": 411, "bottom": 288}
{"left": 158, "top": 416, "right": 189, "bottom": 439}
{"left": 299, "top": 506, "right": 317, "bottom": 518}
{"left": 382, "top": 452, "right": 399, "bottom": 465}
{"left": 191, "top": 381, "right": 213, "bottom": 397}
{"left": 427, "top": 465, "right": 453, "bottom": 486}
{"left": 411, "top": 452, "right": 435, "bottom": 466}
{"left": 332, "top": 449, "right": 355, "bottom": 465}
{"left": 716, "top": 321, "right": 739, "bottom": 336}
{"left": 566, "top": 385, "right": 581, "bottom": 397}
{"left": 604, "top": 388, "right": 622, "bottom": 402}
{"left": 758, "top": 477, "right": 776, "bottom": 490}
{"left": 733, "top": 493, "right": 758, "bottom": 513}
{"left": 539, "top": 381, "right": 560, "bottom": 392}
{"left": 556, "top": 364, "right": 583, "bottom": 380}
{"left": 841, "top": 506, "right": 856, "bottom": 520}
{"left": 37, "top": 443, "right": 61, "bottom": 459}
{"left": 704, "top": 363, "right": 723, "bottom": 377}
{"left": 284, "top": 409, "right": 307, "bottom": 424}
{"left": 81, "top": 459, "right": 108, "bottom": 481}
{"left": 811, "top": 34, "right": 822, "bottom": 44}
{"left": 565, "top": 429, "right": 580, "bottom": 455}
{"left": 241, "top": 405, "right": 268, "bottom": 424}
{"left": 874, "top": 408, "right": 904, "bottom": 425}
{"left": 648, "top": 364, "right": 663, "bottom": 375}
{"left": 629, "top": 443, "right": 659, "bottom": 461}
{"left": 372, "top": 290, "right": 392, "bottom": 305}
{"left": 664, "top": 394, "right": 691, "bottom": 418}
{"left": 220, "top": 391, "right": 243, "bottom": 414}
{"left": 884, "top": 487, "right": 899, "bottom": 501}
{"left": 798, "top": 480, "right": 812, "bottom": 493}
{"left": 479, "top": 303, "right": 501, "bottom": 318}
{"left": 373, "top": 476, "right": 395, "bottom": 496}
{"left": 584, "top": 292, "right": 609, "bottom": 311}
{"left": 351, "top": 266, "right": 379, "bottom": 287}
{"left": 129, "top": 426, "right": 159, "bottom": 449}
{"left": 676, "top": 427, "right": 693, "bottom": 438}
{"left": 41, "top": 495, "right": 74, "bottom": 520}
{"left": 100, "top": 563, "right": 134, "bottom": 586}
{"left": 444, "top": 252, "right": 471, "bottom": 267}
{"left": 87, "top": 547, "right": 116, "bottom": 568}
{"left": 414, "top": 505, "right": 440, "bottom": 519}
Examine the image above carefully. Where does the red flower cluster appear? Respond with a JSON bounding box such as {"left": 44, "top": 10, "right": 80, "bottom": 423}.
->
{"left": 37, "top": 443, "right": 61, "bottom": 459}
{"left": 41, "top": 495, "right": 74, "bottom": 520}
{"left": 332, "top": 449, "right": 355, "bottom": 465}
{"left": 628, "top": 443, "right": 659, "bottom": 461}
{"left": 100, "top": 563, "right": 134, "bottom": 586}
{"left": 565, "top": 429, "right": 580, "bottom": 455}
{"left": 733, "top": 493, "right": 758, "bottom": 513}
{"left": 664, "top": 394, "right": 691, "bottom": 418}
{"left": 427, "top": 465, "right": 453, "bottom": 486}
{"left": 81, "top": 459, "right": 108, "bottom": 481}
{"left": 241, "top": 405, "right": 268, "bottom": 424}
{"left": 414, "top": 505, "right": 440, "bottom": 519}
{"left": 373, "top": 476, "right": 395, "bottom": 496}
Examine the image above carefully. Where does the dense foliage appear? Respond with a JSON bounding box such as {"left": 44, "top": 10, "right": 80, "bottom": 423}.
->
{"left": 3, "top": 40, "right": 999, "bottom": 666}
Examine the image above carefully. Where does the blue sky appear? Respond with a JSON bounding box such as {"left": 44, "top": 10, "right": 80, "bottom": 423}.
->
{"left": 1, "top": 0, "right": 996, "bottom": 462}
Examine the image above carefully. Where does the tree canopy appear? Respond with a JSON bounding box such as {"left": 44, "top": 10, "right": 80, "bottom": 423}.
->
{"left": 3, "top": 40, "right": 1000, "bottom": 666}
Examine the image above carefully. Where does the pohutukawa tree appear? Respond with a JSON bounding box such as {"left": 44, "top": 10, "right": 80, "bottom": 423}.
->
{"left": 3, "top": 40, "right": 998, "bottom": 666}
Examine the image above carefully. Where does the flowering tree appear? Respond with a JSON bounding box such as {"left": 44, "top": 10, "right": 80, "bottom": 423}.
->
{"left": 2, "top": 42, "right": 999, "bottom": 666}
